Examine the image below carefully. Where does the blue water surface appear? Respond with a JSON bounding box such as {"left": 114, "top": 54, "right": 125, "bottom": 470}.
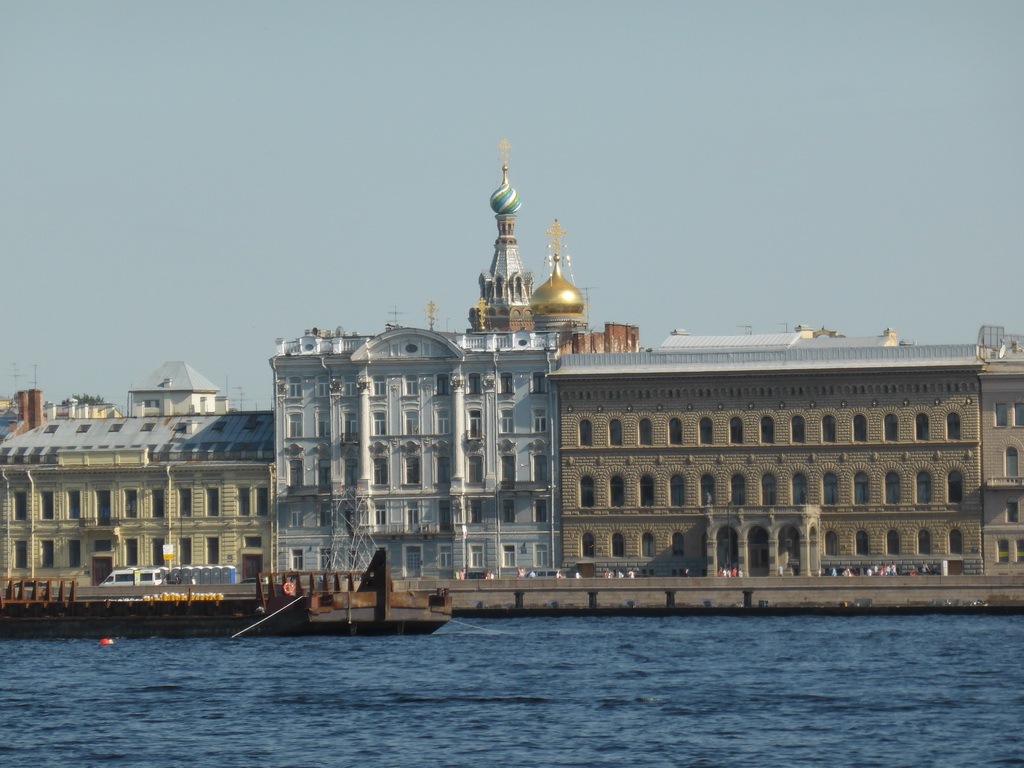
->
{"left": 2, "top": 615, "right": 1022, "bottom": 767}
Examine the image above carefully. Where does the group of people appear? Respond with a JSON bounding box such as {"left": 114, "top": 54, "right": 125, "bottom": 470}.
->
{"left": 717, "top": 565, "right": 744, "bottom": 578}
{"left": 827, "top": 563, "right": 935, "bottom": 577}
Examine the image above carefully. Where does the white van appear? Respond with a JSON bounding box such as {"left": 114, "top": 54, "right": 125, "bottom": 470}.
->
{"left": 99, "top": 567, "right": 169, "bottom": 587}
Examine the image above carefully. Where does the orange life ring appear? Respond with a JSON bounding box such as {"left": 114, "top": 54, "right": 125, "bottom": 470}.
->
{"left": 282, "top": 581, "right": 296, "bottom": 596}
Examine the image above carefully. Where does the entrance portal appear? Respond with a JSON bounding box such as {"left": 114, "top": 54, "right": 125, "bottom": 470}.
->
{"left": 748, "top": 527, "right": 770, "bottom": 576}
{"left": 716, "top": 527, "right": 738, "bottom": 572}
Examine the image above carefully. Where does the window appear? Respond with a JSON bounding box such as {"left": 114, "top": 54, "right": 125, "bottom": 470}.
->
{"left": 612, "top": 532, "right": 625, "bottom": 558}
{"left": 41, "top": 492, "right": 54, "bottom": 520}
{"left": 153, "top": 489, "right": 166, "bottom": 518}
{"left": 534, "top": 499, "right": 548, "bottom": 523}
{"left": 405, "top": 457, "right": 420, "bottom": 485}
{"left": 503, "top": 545, "right": 516, "bottom": 569}
{"left": 821, "top": 415, "right": 836, "bottom": 443}
{"left": 97, "top": 490, "right": 111, "bottom": 520}
{"left": 288, "top": 413, "right": 303, "bottom": 438}
{"left": 886, "top": 530, "right": 900, "bottom": 555}
{"left": 639, "top": 419, "right": 653, "bottom": 446}
{"left": 916, "top": 472, "right": 932, "bottom": 503}
{"left": 730, "top": 417, "right": 743, "bottom": 444}
{"left": 533, "top": 455, "right": 548, "bottom": 483}
{"left": 642, "top": 532, "right": 655, "bottom": 558}
{"left": 375, "top": 504, "right": 387, "bottom": 526}
{"left": 760, "top": 416, "right": 774, "bottom": 444}
{"left": 343, "top": 412, "right": 358, "bottom": 439}
{"left": 1007, "top": 447, "right": 1019, "bottom": 477}
{"left": 41, "top": 540, "right": 55, "bottom": 568}
{"left": 468, "top": 374, "right": 482, "bottom": 394}
{"left": 468, "top": 410, "right": 482, "bottom": 438}
{"left": 68, "top": 490, "right": 81, "bottom": 520}
{"left": 579, "top": 419, "right": 593, "bottom": 446}
{"left": 206, "top": 488, "right": 220, "bottom": 517}
{"left": 915, "top": 413, "right": 930, "bottom": 440}
{"left": 947, "top": 470, "right": 963, "bottom": 503}
{"left": 178, "top": 488, "right": 192, "bottom": 517}
{"left": 701, "top": 475, "right": 716, "bottom": 506}
{"left": 535, "top": 543, "right": 551, "bottom": 567}
{"left": 179, "top": 538, "right": 193, "bottom": 565}
{"left": 669, "top": 418, "right": 683, "bottom": 445}
{"left": 373, "top": 412, "right": 386, "bottom": 436}
{"left": 1016, "top": 403, "right": 1024, "bottom": 426}
{"left": 949, "top": 529, "right": 963, "bottom": 555}
{"left": 609, "top": 419, "right": 623, "bottom": 446}
{"left": 855, "top": 530, "right": 869, "bottom": 555}
{"left": 1009, "top": 497, "right": 1019, "bottom": 523}
{"left": 582, "top": 533, "right": 596, "bottom": 558}
{"left": 470, "top": 545, "right": 483, "bottom": 568}
{"left": 918, "top": 529, "right": 932, "bottom": 555}
{"left": 885, "top": 472, "right": 901, "bottom": 504}
{"left": 69, "top": 539, "right": 81, "bottom": 568}
{"left": 884, "top": 414, "right": 899, "bottom": 442}
{"left": 317, "top": 377, "right": 329, "bottom": 397}
{"left": 436, "top": 408, "right": 450, "bottom": 434}
{"left": 580, "top": 477, "right": 595, "bottom": 508}
{"left": 436, "top": 455, "right": 451, "bottom": 484}
{"left": 316, "top": 411, "right": 330, "bottom": 438}
{"left": 532, "top": 372, "right": 546, "bottom": 393}
{"left": 288, "top": 377, "right": 302, "bottom": 398}
{"left": 610, "top": 476, "right": 625, "bottom": 507}
{"left": 946, "top": 413, "right": 961, "bottom": 440}
{"left": 256, "top": 488, "right": 269, "bottom": 516}
{"left": 470, "top": 499, "right": 483, "bottom": 524}
{"left": 373, "top": 376, "right": 386, "bottom": 396}
{"left": 404, "top": 410, "right": 419, "bottom": 434}
{"left": 373, "top": 458, "right": 388, "bottom": 485}
{"left": 699, "top": 417, "right": 713, "bottom": 444}
{"left": 291, "top": 548, "right": 304, "bottom": 570}
{"left": 823, "top": 473, "right": 839, "bottom": 505}
{"left": 435, "top": 374, "right": 449, "bottom": 395}
{"left": 672, "top": 533, "right": 685, "bottom": 556}
{"left": 289, "top": 460, "right": 303, "bottom": 487}
{"left": 532, "top": 408, "right": 547, "bottom": 433}
{"left": 500, "top": 373, "right": 514, "bottom": 394}
{"left": 320, "top": 548, "right": 332, "bottom": 570}
{"left": 15, "top": 541, "right": 27, "bottom": 569}
{"left": 791, "top": 415, "right": 805, "bottom": 444}
{"left": 996, "top": 403, "right": 1008, "bottom": 427}
{"left": 500, "top": 409, "right": 514, "bottom": 434}
{"left": 998, "top": 539, "right": 1010, "bottom": 563}
{"left": 237, "top": 487, "right": 250, "bottom": 517}
{"left": 151, "top": 538, "right": 165, "bottom": 566}
{"left": 404, "top": 375, "right": 419, "bottom": 396}
{"left": 792, "top": 474, "right": 807, "bottom": 505}
{"left": 639, "top": 475, "right": 655, "bottom": 507}
{"left": 730, "top": 474, "right": 746, "bottom": 506}
{"left": 500, "top": 455, "right": 516, "bottom": 483}
{"left": 77, "top": 424, "right": 90, "bottom": 433}
{"left": 468, "top": 455, "right": 484, "bottom": 483}
{"left": 854, "top": 473, "right": 869, "bottom": 505}
{"left": 406, "top": 502, "right": 420, "bottom": 527}
{"left": 853, "top": 414, "right": 867, "bottom": 442}
{"left": 761, "top": 474, "right": 777, "bottom": 506}
{"left": 670, "top": 475, "right": 685, "bottom": 507}
{"left": 825, "top": 531, "right": 839, "bottom": 556}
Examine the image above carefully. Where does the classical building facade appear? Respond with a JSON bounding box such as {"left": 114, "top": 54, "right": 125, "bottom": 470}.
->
{"left": 553, "top": 330, "right": 985, "bottom": 577}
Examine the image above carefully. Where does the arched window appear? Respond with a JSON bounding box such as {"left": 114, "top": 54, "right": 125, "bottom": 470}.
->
{"left": 825, "top": 531, "right": 839, "bottom": 556}
{"left": 761, "top": 474, "right": 777, "bottom": 506}
{"left": 916, "top": 413, "right": 930, "bottom": 441}
{"left": 610, "top": 476, "right": 625, "bottom": 507}
{"left": 946, "top": 413, "right": 961, "bottom": 440}
{"left": 917, "top": 471, "right": 932, "bottom": 503}
{"left": 760, "top": 416, "right": 774, "bottom": 444}
{"left": 791, "top": 415, "right": 806, "bottom": 443}
{"left": 730, "top": 417, "right": 743, "bottom": 444}
{"left": 580, "top": 476, "right": 595, "bottom": 508}
{"left": 730, "top": 474, "right": 746, "bottom": 506}
{"left": 578, "top": 420, "right": 593, "bottom": 447}
{"left": 884, "top": 413, "right": 899, "bottom": 442}
{"left": 885, "top": 472, "right": 901, "bottom": 504}
{"left": 639, "top": 475, "right": 655, "bottom": 507}
{"left": 609, "top": 419, "right": 623, "bottom": 446}
{"left": 582, "top": 532, "right": 595, "bottom": 558}
{"left": 668, "top": 418, "right": 683, "bottom": 445}
{"left": 670, "top": 475, "right": 685, "bottom": 507}
{"left": 1007, "top": 447, "right": 1019, "bottom": 477}
{"left": 611, "top": 532, "right": 625, "bottom": 558}
{"left": 886, "top": 530, "right": 901, "bottom": 555}
{"left": 641, "top": 532, "right": 655, "bottom": 558}
{"left": 638, "top": 418, "right": 653, "bottom": 446}
{"left": 792, "top": 473, "right": 808, "bottom": 505}
{"left": 947, "top": 470, "right": 963, "bottom": 503}
{"left": 949, "top": 529, "right": 963, "bottom": 555}
{"left": 853, "top": 414, "right": 868, "bottom": 442}
{"left": 854, "top": 472, "right": 870, "bottom": 505}
{"left": 855, "top": 530, "right": 870, "bottom": 555}
{"left": 672, "top": 532, "right": 685, "bottom": 556}
{"left": 700, "top": 474, "right": 716, "bottom": 506}
{"left": 699, "top": 417, "right": 713, "bottom": 444}
{"left": 823, "top": 473, "right": 839, "bottom": 505}
{"left": 918, "top": 529, "right": 932, "bottom": 555}
{"left": 821, "top": 415, "right": 837, "bottom": 443}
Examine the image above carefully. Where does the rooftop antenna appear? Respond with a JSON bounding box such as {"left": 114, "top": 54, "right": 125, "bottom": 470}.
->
{"left": 388, "top": 306, "right": 404, "bottom": 326}
{"left": 32, "top": 364, "right": 38, "bottom": 389}
{"left": 737, "top": 325, "right": 752, "bottom": 335}
{"left": 233, "top": 386, "right": 246, "bottom": 411}
{"left": 10, "top": 363, "right": 21, "bottom": 394}
{"left": 779, "top": 322, "right": 789, "bottom": 333}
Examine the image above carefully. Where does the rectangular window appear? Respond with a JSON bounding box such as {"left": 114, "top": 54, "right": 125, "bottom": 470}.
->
{"left": 13, "top": 492, "right": 28, "bottom": 521}
{"left": 501, "top": 373, "right": 514, "bottom": 394}
{"left": 151, "top": 537, "right": 164, "bottom": 567}
{"left": 503, "top": 544, "right": 516, "bottom": 568}
{"left": 343, "top": 377, "right": 356, "bottom": 397}
{"left": 288, "top": 377, "right": 302, "bottom": 398}
{"left": 468, "top": 374, "right": 482, "bottom": 394}
{"left": 470, "top": 499, "right": 483, "bottom": 524}
{"left": 468, "top": 455, "right": 484, "bottom": 483}
{"left": 179, "top": 537, "right": 193, "bottom": 566}
{"left": 373, "top": 458, "right": 389, "bottom": 485}
{"left": 405, "top": 410, "right": 419, "bottom": 434}
{"left": 318, "top": 504, "right": 331, "bottom": 527}
{"left": 41, "top": 540, "right": 55, "bottom": 568}
{"left": 436, "top": 408, "right": 451, "bottom": 434}
{"left": 206, "top": 488, "right": 219, "bottom": 516}
{"left": 316, "top": 412, "right": 330, "bottom": 438}
{"left": 534, "top": 499, "right": 548, "bottom": 523}
{"left": 533, "top": 455, "right": 548, "bottom": 483}
{"left": 438, "top": 545, "right": 453, "bottom": 569}
{"left": 152, "top": 489, "right": 165, "bottom": 519}
{"left": 94, "top": 539, "right": 112, "bottom": 552}
{"left": 179, "top": 488, "right": 192, "bottom": 517}
{"left": 320, "top": 548, "right": 332, "bottom": 570}
{"left": 318, "top": 460, "right": 332, "bottom": 487}
{"left": 317, "top": 377, "right": 329, "bottom": 397}
{"left": 256, "top": 488, "right": 269, "bottom": 516}
{"left": 343, "top": 412, "right": 358, "bottom": 440}
{"left": 468, "top": 410, "right": 482, "bottom": 438}
{"left": 291, "top": 548, "right": 304, "bottom": 570}
{"left": 237, "top": 487, "right": 250, "bottom": 516}
{"left": 373, "top": 411, "right": 387, "bottom": 436}
{"left": 97, "top": 490, "right": 111, "bottom": 520}
{"left": 124, "top": 489, "right": 138, "bottom": 518}
{"left": 289, "top": 460, "right": 304, "bottom": 487}
{"left": 69, "top": 539, "right": 81, "bottom": 568}
{"left": 375, "top": 504, "right": 387, "bottom": 526}
{"left": 532, "top": 372, "right": 546, "bottom": 393}
{"left": 998, "top": 539, "right": 1009, "bottom": 563}
{"left": 373, "top": 376, "right": 386, "bottom": 396}
{"left": 436, "top": 455, "right": 451, "bottom": 484}
{"left": 501, "top": 455, "right": 516, "bottom": 483}
{"left": 244, "top": 536, "right": 262, "bottom": 548}
{"left": 344, "top": 459, "right": 358, "bottom": 487}
{"left": 206, "top": 537, "right": 220, "bottom": 564}
{"left": 470, "top": 544, "right": 484, "bottom": 568}
{"left": 406, "top": 502, "right": 420, "bottom": 527}
{"left": 1016, "top": 403, "right": 1024, "bottom": 426}
{"left": 68, "top": 490, "right": 81, "bottom": 519}
{"left": 996, "top": 404, "right": 1009, "bottom": 427}
{"left": 439, "top": 501, "right": 452, "bottom": 531}
{"left": 500, "top": 409, "right": 514, "bottom": 434}
{"left": 288, "top": 413, "right": 303, "bottom": 438}
{"left": 404, "top": 375, "right": 419, "bottom": 396}
{"left": 532, "top": 408, "right": 547, "bottom": 433}
{"left": 436, "top": 374, "right": 449, "bottom": 395}
{"left": 41, "top": 492, "right": 54, "bottom": 520}
{"left": 1009, "top": 498, "right": 1020, "bottom": 523}
{"left": 405, "top": 457, "right": 421, "bottom": 485}
{"left": 502, "top": 500, "right": 515, "bottom": 523}
{"left": 290, "top": 509, "right": 303, "bottom": 527}
{"left": 535, "top": 543, "right": 550, "bottom": 568}
{"left": 125, "top": 538, "right": 138, "bottom": 566}
{"left": 15, "top": 540, "right": 27, "bottom": 569}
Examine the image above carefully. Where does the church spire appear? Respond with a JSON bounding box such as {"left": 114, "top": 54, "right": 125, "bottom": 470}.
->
{"left": 469, "top": 138, "right": 535, "bottom": 332}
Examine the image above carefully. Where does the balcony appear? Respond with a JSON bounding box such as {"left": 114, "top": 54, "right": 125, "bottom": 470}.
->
{"left": 986, "top": 476, "right": 1024, "bottom": 490}
{"left": 80, "top": 517, "right": 121, "bottom": 530}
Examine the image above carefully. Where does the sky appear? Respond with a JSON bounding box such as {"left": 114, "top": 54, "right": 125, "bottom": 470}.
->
{"left": 2, "top": 1, "right": 1022, "bottom": 411}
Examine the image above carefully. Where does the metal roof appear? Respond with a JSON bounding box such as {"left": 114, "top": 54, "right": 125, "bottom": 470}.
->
{"left": 131, "top": 361, "right": 220, "bottom": 393}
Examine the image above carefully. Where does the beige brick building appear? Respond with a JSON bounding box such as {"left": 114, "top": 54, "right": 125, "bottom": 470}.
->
{"left": 552, "top": 329, "right": 985, "bottom": 577}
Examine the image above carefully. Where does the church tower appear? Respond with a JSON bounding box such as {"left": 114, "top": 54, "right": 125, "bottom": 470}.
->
{"left": 469, "top": 139, "right": 535, "bottom": 332}
{"left": 531, "top": 219, "right": 587, "bottom": 333}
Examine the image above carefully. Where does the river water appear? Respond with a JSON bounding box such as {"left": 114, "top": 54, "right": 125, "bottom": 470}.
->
{"left": 3, "top": 615, "right": 1022, "bottom": 767}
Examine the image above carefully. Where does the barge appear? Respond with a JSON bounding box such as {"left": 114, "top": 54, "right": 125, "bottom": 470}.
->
{"left": 0, "top": 549, "right": 452, "bottom": 639}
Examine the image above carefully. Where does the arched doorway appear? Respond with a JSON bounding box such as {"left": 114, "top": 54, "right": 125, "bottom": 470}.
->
{"left": 716, "top": 526, "right": 738, "bottom": 572}
{"left": 778, "top": 526, "right": 801, "bottom": 575}
{"left": 748, "top": 527, "right": 770, "bottom": 576}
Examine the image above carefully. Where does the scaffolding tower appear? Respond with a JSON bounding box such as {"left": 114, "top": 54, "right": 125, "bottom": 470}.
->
{"left": 328, "top": 481, "right": 377, "bottom": 572}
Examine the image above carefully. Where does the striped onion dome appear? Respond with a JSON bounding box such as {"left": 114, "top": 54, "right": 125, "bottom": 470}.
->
{"left": 489, "top": 166, "right": 521, "bottom": 215}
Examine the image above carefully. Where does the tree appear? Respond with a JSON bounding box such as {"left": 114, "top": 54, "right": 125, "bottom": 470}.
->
{"left": 70, "top": 393, "right": 105, "bottom": 405}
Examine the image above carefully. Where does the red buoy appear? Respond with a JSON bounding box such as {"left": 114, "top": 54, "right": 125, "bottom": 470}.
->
{"left": 100, "top": 638, "right": 115, "bottom": 646}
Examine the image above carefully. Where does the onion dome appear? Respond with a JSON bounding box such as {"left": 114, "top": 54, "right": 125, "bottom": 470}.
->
{"left": 489, "top": 164, "right": 521, "bottom": 215}
{"left": 531, "top": 257, "right": 585, "bottom": 317}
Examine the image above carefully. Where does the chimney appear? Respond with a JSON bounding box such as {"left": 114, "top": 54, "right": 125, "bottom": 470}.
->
{"left": 13, "top": 389, "right": 45, "bottom": 436}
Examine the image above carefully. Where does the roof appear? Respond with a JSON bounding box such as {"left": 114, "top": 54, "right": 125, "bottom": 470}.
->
{"left": 131, "top": 362, "right": 220, "bottom": 393}
{"left": 657, "top": 332, "right": 898, "bottom": 353}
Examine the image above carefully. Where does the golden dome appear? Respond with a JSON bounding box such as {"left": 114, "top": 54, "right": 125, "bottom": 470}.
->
{"left": 531, "top": 258, "right": 585, "bottom": 317}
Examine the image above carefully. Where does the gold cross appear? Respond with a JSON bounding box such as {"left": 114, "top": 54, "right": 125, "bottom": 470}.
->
{"left": 475, "top": 298, "right": 489, "bottom": 331}
{"left": 497, "top": 138, "right": 512, "bottom": 167}
{"left": 425, "top": 301, "right": 438, "bottom": 330}
{"left": 546, "top": 219, "right": 567, "bottom": 258}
